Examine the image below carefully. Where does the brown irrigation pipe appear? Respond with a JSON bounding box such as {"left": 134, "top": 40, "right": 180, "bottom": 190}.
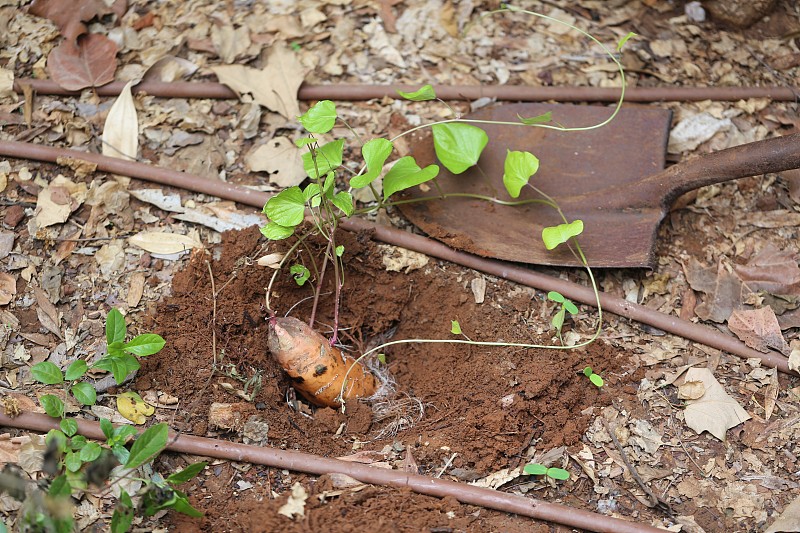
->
{"left": 0, "top": 411, "right": 664, "bottom": 533}
{"left": 0, "top": 139, "right": 792, "bottom": 375}
{"left": 12, "top": 78, "right": 800, "bottom": 102}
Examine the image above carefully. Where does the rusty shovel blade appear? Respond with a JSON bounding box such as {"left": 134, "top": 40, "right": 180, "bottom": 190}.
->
{"left": 400, "top": 103, "right": 800, "bottom": 268}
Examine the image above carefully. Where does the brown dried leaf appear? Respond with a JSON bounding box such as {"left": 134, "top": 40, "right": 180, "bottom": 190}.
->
{"left": 782, "top": 168, "right": 800, "bottom": 204}
{"left": 34, "top": 287, "right": 62, "bottom": 340}
{"left": 728, "top": 307, "right": 790, "bottom": 355}
{"left": 141, "top": 55, "right": 198, "bottom": 83}
{"left": 678, "top": 380, "right": 706, "bottom": 400}
{"left": 0, "top": 273, "right": 16, "bottom": 305}
{"left": 244, "top": 137, "right": 305, "bottom": 187}
{"left": 684, "top": 259, "right": 752, "bottom": 323}
{"left": 682, "top": 367, "right": 751, "bottom": 441}
{"left": 734, "top": 244, "right": 800, "bottom": 296}
{"left": 29, "top": 0, "right": 127, "bottom": 42}
{"left": 766, "top": 494, "right": 800, "bottom": 533}
{"left": 127, "top": 272, "right": 145, "bottom": 308}
{"left": 211, "top": 43, "right": 307, "bottom": 120}
{"left": 102, "top": 80, "right": 138, "bottom": 162}
{"left": 764, "top": 369, "right": 778, "bottom": 420}
{"left": 47, "top": 34, "right": 118, "bottom": 91}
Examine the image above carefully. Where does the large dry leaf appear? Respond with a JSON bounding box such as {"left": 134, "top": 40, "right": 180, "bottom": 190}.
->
{"left": 0, "top": 272, "right": 16, "bottom": 305}
{"left": 734, "top": 244, "right": 800, "bottom": 296}
{"left": 174, "top": 202, "right": 264, "bottom": 233}
{"left": 728, "top": 307, "right": 790, "bottom": 355}
{"left": 766, "top": 493, "right": 800, "bottom": 533}
{"left": 684, "top": 259, "right": 752, "bottom": 323}
{"left": 141, "top": 55, "right": 198, "bottom": 83}
{"left": 682, "top": 367, "right": 751, "bottom": 441}
{"left": 34, "top": 175, "right": 88, "bottom": 229}
{"left": 0, "top": 68, "right": 13, "bottom": 99}
{"left": 244, "top": 137, "right": 305, "bottom": 187}
{"left": 783, "top": 168, "right": 800, "bottom": 204}
{"left": 739, "top": 210, "right": 800, "bottom": 228}
{"left": 129, "top": 231, "right": 202, "bottom": 255}
{"left": 211, "top": 43, "right": 307, "bottom": 120}
{"left": 47, "top": 34, "right": 118, "bottom": 91}
{"left": 211, "top": 22, "right": 251, "bottom": 64}
{"left": 102, "top": 81, "right": 138, "bottom": 161}
{"left": 29, "top": 0, "right": 127, "bottom": 42}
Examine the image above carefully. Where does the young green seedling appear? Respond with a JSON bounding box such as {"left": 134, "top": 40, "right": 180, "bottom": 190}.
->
{"left": 523, "top": 463, "right": 571, "bottom": 481}
{"left": 583, "top": 366, "right": 604, "bottom": 388}
{"left": 547, "top": 291, "right": 579, "bottom": 345}
{"left": 449, "top": 319, "right": 473, "bottom": 341}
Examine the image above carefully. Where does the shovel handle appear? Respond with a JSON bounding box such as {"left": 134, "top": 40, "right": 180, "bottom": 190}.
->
{"left": 656, "top": 131, "right": 800, "bottom": 207}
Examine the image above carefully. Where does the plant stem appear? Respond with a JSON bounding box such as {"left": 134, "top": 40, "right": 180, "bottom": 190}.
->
{"left": 308, "top": 239, "right": 331, "bottom": 329}
{"left": 354, "top": 192, "right": 555, "bottom": 215}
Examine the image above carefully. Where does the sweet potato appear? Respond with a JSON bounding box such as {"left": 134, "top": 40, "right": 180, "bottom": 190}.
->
{"left": 268, "top": 316, "right": 377, "bottom": 408}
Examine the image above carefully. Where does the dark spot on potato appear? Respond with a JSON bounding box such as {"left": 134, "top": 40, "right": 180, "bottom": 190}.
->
{"left": 314, "top": 364, "right": 328, "bottom": 377}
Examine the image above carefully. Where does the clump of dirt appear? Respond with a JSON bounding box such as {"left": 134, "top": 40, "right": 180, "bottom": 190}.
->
{"left": 136, "top": 225, "right": 627, "bottom": 530}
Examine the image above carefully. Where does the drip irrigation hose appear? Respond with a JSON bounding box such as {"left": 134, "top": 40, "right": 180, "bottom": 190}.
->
{"left": 11, "top": 78, "right": 800, "bottom": 102}
{"left": 0, "top": 411, "right": 665, "bottom": 533}
{"left": 0, "top": 140, "right": 792, "bottom": 375}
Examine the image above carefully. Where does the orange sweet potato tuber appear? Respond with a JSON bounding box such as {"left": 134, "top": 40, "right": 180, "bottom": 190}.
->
{"left": 268, "top": 316, "right": 378, "bottom": 408}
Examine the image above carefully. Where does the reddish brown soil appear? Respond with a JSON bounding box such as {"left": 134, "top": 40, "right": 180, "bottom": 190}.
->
{"left": 136, "top": 226, "right": 630, "bottom": 531}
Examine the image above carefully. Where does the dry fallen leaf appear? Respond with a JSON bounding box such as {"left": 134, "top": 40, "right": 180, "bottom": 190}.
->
{"left": 0, "top": 273, "right": 16, "bottom": 305}
{"left": 682, "top": 367, "right": 751, "bottom": 441}
{"left": 257, "top": 252, "right": 284, "bottom": 269}
{"left": 129, "top": 231, "right": 203, "bottom": 255}
{"left": 141, "top": 55, "right": 199, "bottom": 83}
{"left": 116, "top": 391, "right": 155, "bottom": 425}
{"left": 278, "top": 482, "right": 308, "bottom": 519}
{"left": 678, "top": 380, "right": 706, "bottom": 400}
{"left": 0, "top": 67, "right": 13, "bottom": 99}
{"left": 29, "top": 0, "right": 126, "bottom": 42}
{"left": 728, "top": 307, "right": 790, "bottom": 355}
{"left": 734, "top": 244, "right": 800, "bottom": 296}
{"left": 127, "top": 272, "right": 145, "bottom": 308}
{"left": 470, "top": 466, "right": 524, "bottom": 489}
{"left": 244, "top": 137, "right": 305, "bottom": 187}
{"left": 790, "top": 342, "right": 800, "bottom": 373}
{"left": 764, "top": 369, "right": 778, "bottom": 420}
{"left": 102, "top": 80, "right": 139, "bottom": 161}
{"left": 34, "top": 175, "right": 88, "bottom": 229}
{"left": 47, "top": 34, "right": 118, "bottom": 91}
{"left": 684, "top": 259, "right": 752, "bottom": 323}
{"left": 766, "top": 493, "right": 800, "bottom": 533}
{"left": 211, "top": 43, "right": 307, "bottom": 120}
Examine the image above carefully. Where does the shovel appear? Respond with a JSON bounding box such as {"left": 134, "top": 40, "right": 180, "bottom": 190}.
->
{"left": 399, "top": 103, "right": 800, "bottom": 268}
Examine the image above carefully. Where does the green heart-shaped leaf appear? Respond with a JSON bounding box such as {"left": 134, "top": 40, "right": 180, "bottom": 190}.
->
{"left": 351, "top": 138, "right": 393, "bottom": 189}
{"left": 503, "top": 150, "right": 539, "bottom": 198}
{"left": 299, "top": 100, "right": 336, "bottom": 133}
{"left": 432, "top": 123, "right": 488, "bottom": 174}
{"left": 383, "top": 157, "right": 439, "bottom": 200}
{"left": 542, "top": 220, "right": 584, "bottom": 250}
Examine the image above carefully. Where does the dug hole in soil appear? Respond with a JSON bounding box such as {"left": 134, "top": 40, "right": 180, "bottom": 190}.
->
{"left": 134, "top": 224, "right": 632, "bottom": 532}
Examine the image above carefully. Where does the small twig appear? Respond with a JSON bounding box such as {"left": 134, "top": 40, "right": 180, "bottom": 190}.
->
{"left": 602, "top": 418, "right": 673, "bottom": 516}
{"left": 0, "top": 199, "right": 36, "bottom": 207}
{"left": 206, "top": 261, "right": 218, "bottom": 369}
{"left": 436, "top": 453, "right": 458, "bottom": 478}
{"left": 53, "top": 234, "right": 134, "bottom": 242}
